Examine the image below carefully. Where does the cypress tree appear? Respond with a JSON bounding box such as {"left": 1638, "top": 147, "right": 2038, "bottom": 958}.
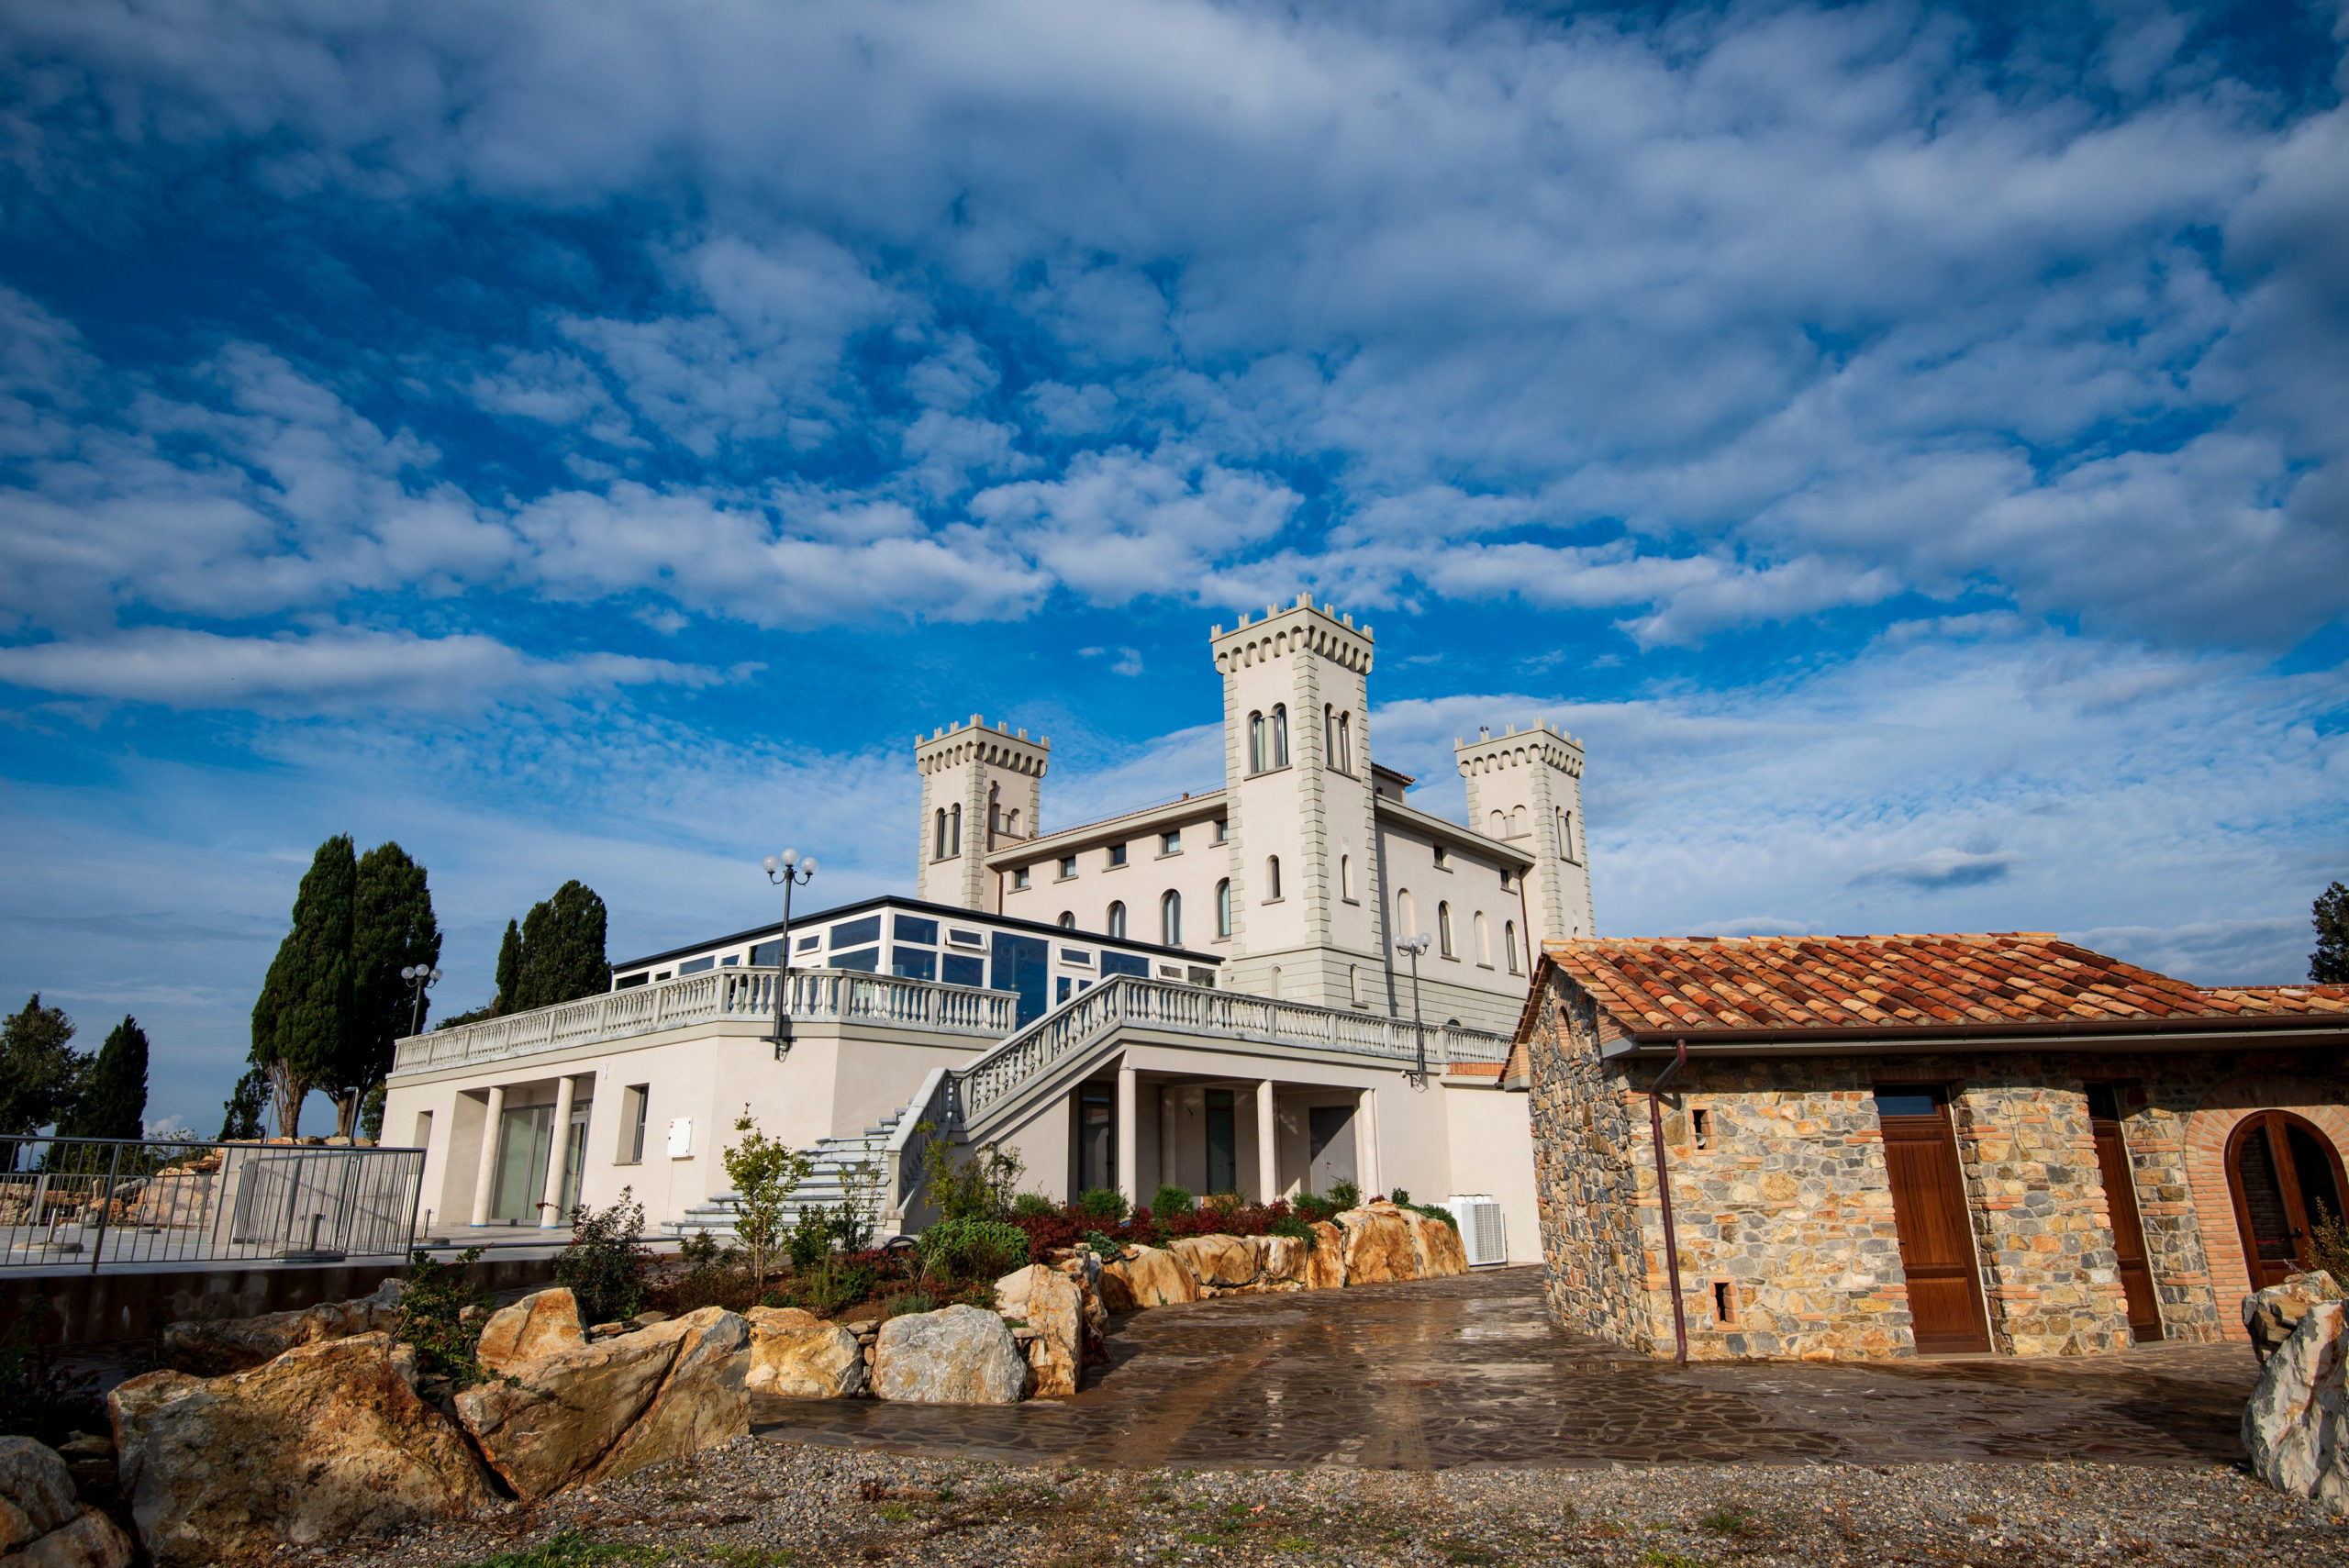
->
{"left": 2315, "top": 881, "right": 2349, "bottom": 984}
{"left": 57, "top": 1017, "right": 147, "bottom": 1141}
{"left": 512, "top": 882, "right": 609, "bottom": 1010}
{"left": 250, "top": 835, "right": 357, "bottom": 1140}
{"left": 494, "top": 919, "right": 523, "bottom": 1016}
{"left": 0, "top": 995, "right": 89, "bottom": 1153}
{"left": 339, "top": 842, "right": 441, "bottom": 1137}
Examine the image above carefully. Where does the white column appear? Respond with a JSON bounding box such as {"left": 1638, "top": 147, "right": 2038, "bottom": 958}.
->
{"left": 1159, "top": 1086, "right": 1180, "bottom": 1188}
{"left": 1257, "top": 1079, "right": 1280, "bottom": 1203}
{"left": 1356, "top": 1084, "right": 1381, "bottom": 1198}
{"left": 469, "top": 1084, "right": 505, "bottom": 1228}
{"left": 1115, "top": 1062, "right": 1138, "bottom": 1206}
{"left": 539, "top": 1075, "right": 577, "bottom": 1229}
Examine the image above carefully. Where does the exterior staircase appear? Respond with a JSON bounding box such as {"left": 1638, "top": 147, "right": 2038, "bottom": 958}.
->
{"left": 662, "top": 1109, "right": 901, "bottom": 1242}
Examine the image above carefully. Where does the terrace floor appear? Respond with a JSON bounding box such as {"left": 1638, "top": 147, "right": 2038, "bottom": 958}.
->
{"left": 751, "top": 1264, "right": 2260, "bottom": 1471}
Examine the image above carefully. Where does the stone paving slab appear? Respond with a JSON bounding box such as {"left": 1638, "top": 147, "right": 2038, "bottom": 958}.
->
{"left": 751, "top": 1265, "right": 2261, "bottom": 1471}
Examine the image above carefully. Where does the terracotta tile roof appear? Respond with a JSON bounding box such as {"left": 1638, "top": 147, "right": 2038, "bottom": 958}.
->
{"left": 1533, "top": 933, "right": 2349, "bottom": 1040}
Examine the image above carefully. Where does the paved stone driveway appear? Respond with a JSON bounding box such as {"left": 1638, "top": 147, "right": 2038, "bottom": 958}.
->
{"left": 752, "top": 1265, "right": 2262, "bottom": 1471}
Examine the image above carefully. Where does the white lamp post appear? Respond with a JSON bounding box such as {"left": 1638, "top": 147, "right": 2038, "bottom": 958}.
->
{"left": 400, "top": 964, "right": 442, "bottom": 1036}
{"left": 761, "top": 849, "right": 818, "bottom": 1058}
{"left": 1395, "top": 933, "right": 1431, "bottom": 1084}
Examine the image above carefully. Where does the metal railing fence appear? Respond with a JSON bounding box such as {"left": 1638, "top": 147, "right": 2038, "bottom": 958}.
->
{"left": 0, "top": 1137, "right": 427, "bottom": 1273}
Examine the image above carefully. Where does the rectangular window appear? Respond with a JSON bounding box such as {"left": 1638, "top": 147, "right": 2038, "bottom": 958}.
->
{"left": 1213, "top": 820, "right": 1229, "bottom": 843}
{"left": 1713, "top": 1281, "right": 1739, "bottom": 1327}
{"left": 1057, "top": 856, "right": 1076, "bottom": 878}
{"left": 615, "top": 972, "right": 649, "bottom": 989}
{"left": 796, "top": 934, "right": 821, "bottom": 951}
{"left": 893, "top": 914, "right": 939, "bottom": 944}
{"left": 947, "top": 927, "right": 986, "bottom": 949}
{"left": 1160, "top": 830, "right": 1181, "bottom": 854}
{"left": 1057, "top": 975, "right": 1073, "bottom": 1004}
{"left": 1107, "top": 843, "right": 1128, "bottom": 867}
{"left": 891, "top": 947, "right": 938, "bottom": 981}
{"left": 720, "top": 954, "right": 739, "bottom": 965}
{"left": 1187, "top": 966, "right": 1217, "bottom": 988}
{"left": 1433, "top": 844, "right": 1449, "bottom": 868}
{"left": 941, "top": 952, "right": 985, "bottom": 987}
{"left": 829, "top": 915, "right": 884, "bottom": 949}
{"left": 1012, "top": 867, "right": 1031, "bottom": 889}
{"left": 619, "top": 1085, "right": 650, "bottom": 1165}
{"left": 1100, "top": 951, "right": 1149, "bottom": 979}
{"left": 749, "top": 940, "right": 782, "bottom": 965}
{"left": 1060, "top": 947, "right": 1093, "bottom": 966}
{"left": 652, "top": 971, "right": 671, "bottom": 982}
{"left": 829, "top": 946, "right": 881, "bottom": 973}
{"left": 2084, "top": 1082, "right": 2125, "bottom": 1121}
{"left": 1873, "top": 1086, "right": 1945, "bottom": 1118}
{"left": 678, "top": 956, "right": 715, "bottom": 974}
{"left": 1692, "top": 1107, "right": 1712, "bottom": 1150}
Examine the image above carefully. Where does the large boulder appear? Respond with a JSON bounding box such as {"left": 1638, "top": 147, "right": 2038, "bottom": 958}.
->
{"left": 475, "top": 1288, "right": 587, "bottom": 1373}
{"left": 1052, "top": 1255, "right": 1110, "bottom": 1364}
{"left": 0, "top": 1438, "right": 132, "bottom": 1568}
{"left": 2244, "top": 1271, "right": 2344, "bottom": 1366}
{"left": 1303, "top": 1223, "right": 1347, "bottom": 1291}
{"left": 744, "top": 1307, "right": 864, "bottom": 1399}
{"left": 1169, "top": 1234, "right": 1258, "bottom": 1291}
{"left": 1335, "top": 1206, "right": 1419, "bottom": 1284}
{"left": 160, "top": 1279, "right": 405, "bottom": 1376}
{"left": 1405, "top": 1210, "right": 1470, "bottom": 1278}
{"left": 2242, "top": 1298, "right": 2348, "bottom": 1508}
{"left": 997, "top": 1266, "right": 1095, "bottom": 1396}
{"left": 109, "top": 1334, "right": 495, "bottom": 1568}
{"left": 453, "top": 1307, "right": 749, "bottom": 1499}
{"left": 872, "top": 1306, "right": 1026, "bottom": 1405}
{"left": 1102, "top": 1246, "right": 1200, "bottom": 1309}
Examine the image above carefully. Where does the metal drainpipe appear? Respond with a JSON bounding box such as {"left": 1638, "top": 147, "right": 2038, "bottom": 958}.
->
{"left": 1646, "top": 1038, "right": 1690, "bottom": 1368}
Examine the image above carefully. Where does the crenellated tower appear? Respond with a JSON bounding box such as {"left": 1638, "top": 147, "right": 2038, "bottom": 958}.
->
{"left": 914, "top": 716, "right": 1049, "bottom": 909}
{"left": 1455, "top": 722, "right": 1595, "bottom": 945}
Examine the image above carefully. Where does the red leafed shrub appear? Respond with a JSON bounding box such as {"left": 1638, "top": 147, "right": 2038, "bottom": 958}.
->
{"left": 1008, "top": 1198, "right": 1317, "bottom": 1255}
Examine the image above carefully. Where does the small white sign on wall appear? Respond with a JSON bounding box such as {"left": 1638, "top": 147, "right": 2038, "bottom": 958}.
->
{"left": 666, "top": 1117, "right": 694, "bottom": 1159}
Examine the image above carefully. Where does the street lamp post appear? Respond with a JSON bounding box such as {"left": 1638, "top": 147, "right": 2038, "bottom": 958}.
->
{"left": 761, "top": 849, "right": 818, "bottom": 1059}
{"left": 400, "top": 964, "right": 443, "bottom": 1037}
{"left": 1395, "top": 933, "right": 1432, "bottom": 1085}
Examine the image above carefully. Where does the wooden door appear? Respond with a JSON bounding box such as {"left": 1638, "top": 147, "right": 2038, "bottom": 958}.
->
{"left": 1876, "top": 1086, "right": 1991, "bottom": 1354}
{"left": 2228, "top": 1110, "right": 2349, "bottom": 1289}
{"left": 2086, "top": 1084, "right": 2162, "bottom": 1341}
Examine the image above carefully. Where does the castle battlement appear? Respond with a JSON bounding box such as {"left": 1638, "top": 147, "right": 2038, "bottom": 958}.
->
{"left": 915, "top": 714, "right": 1050, "bottom": 778}
{"left": 1210, "top": 591, "right": 1375, "bottom": 677}
{"left": 1453, "top": 721, "right": 1586, "bottom": 782}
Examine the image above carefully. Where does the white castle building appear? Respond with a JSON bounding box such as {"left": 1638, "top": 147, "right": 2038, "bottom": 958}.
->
{"left": 382, "top": 595, "right": 1593, "bottom": 1261}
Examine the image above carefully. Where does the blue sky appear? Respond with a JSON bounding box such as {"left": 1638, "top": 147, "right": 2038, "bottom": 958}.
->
{"left": 2, "top": 0, "right": 2344, "bottom": 1134}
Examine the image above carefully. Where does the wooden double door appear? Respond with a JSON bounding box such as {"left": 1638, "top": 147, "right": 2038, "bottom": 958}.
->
{"left": 2086, "top": 1084, "right": 2164, "bottom": 1342}
{"left": 1876, "top": 1086, "right": 1991, "bottom": 1354}
{"left": 2227, "top": 1109, "right": 2348, "bottom": 1289}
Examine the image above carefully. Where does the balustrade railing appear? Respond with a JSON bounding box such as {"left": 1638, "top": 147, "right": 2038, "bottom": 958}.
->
{"left": 393, "top": 967, "right": 1022, "bottom": 1074}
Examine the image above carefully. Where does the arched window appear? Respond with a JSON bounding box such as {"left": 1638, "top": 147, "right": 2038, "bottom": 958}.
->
{"left": 1340, "top": 854, "right": 1353, "bottom": 900}
{"left": 1270, "top": 964, "right": 1283, "bottom": 999}
{"left": 1336, "top": 711, "right": 1352, "bottom": 773}
{"left": 1058, "top": 911, "right": 1076, "bottom": 929}
{"left": 1248, "top": 711, "right": 1266, "bottom": 773}
{"left": 1324, "top": 704, "right": 1336, "bottom": 766}
{"left": 987, "top": 784, "right": 1000, "bottom": 850}
{"left": 1475, "top": 910, "right": 1490, "bottom": 964}
{"left": 1438, "top": 901, "right": 1454, "bottom": 958}
{"left": 1348, "top": 963, "right": 1361, "bottom": 1005}
{"left": 1272, "top": 705, "right": 1289, "bottom": 767}
{"left": 1397, "top": 888, "right": 1416, "bottom": 939}
{"left": 1504, "top": 920, "right": 1520, "bottom": 973}
{"left": 949, "top": 803, "right": 962, "bottom": 857}
{"left": 1510, "top": 805, "right": 1527, "bottom": 837}
{"left": 1216, "top": 879, "right": 1232, "bottom": 939}
{"left": 1488, "top": 810, "right": 1507, "bottom": 838}
{"left": 1557, "top": 807, "right": 1573, "bottom": 861}
{"left": 1161, "top": 890, "right": 1182, "bottom": 947}
{"left": 933, "top": 808, "right": 947, "bottom": 860}
{"left": 1266, "top": 856, "right": 1282, "bottom": 900}
{"left": 1106, "top": 901, "right": 1127, "bottom": 940}
{"left": 1007, "top": 807, "right": 1020, "bottom": 838}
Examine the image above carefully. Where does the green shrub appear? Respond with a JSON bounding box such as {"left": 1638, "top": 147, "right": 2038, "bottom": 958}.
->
{"left": 669, "top": 1230, "right": 757, "bottom": 1313}
{"left": 772, "top": 1258, "right": 877, "bottom": 1318}
{"left": 2310, "top": 1201, "right": 2349, "bottom": 1286}
{"left": 918, "top": 1215, "right": 1031, "bottom": 1285}
{"left": 1291, "top": 1192, "right": 1339, "bottom": 1224}
{"left": 1150, "top": 1184, "right": 1194, "bottom": 1217}
{"left": 1076, "top": 1186, "right": 1129, "bottom": 1223}
{"left": 786, "top": 1205, "right": 835, "bottom": 1272}
{"left": 1267, "top": 1212, "right": 1317, "bottom": 1251}
{"left": 1327, "top": 1179, "right": 1362, "bottom": 1210}
{"left": 887, "top": 1291, "right": 939, "bottom": 1318}
{"left": 1082, "top": 1229, "right": 1124, "bottom": 1261}
{"left": 397, "top": 1246, "right": 496, "bottom": 1385}
{"left": 1010, "top": 1191, "right": 1059, "bottom": 1218}
{"left": 554, "top": 1189, "right": 650, "bottom": 1324}
{"left": 919, "top": 1134, "right": 1025, "bottom": 1222}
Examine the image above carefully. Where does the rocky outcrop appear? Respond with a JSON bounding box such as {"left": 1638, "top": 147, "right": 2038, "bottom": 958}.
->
{"left": 1052, "top": 1254, "right": 1110, "bottom": 1364}
{"left": 872, "top": 1306, "right": 1026, "bottom": 1405}
{"left": 453, "top": 1306, "right": 749, "bottom": 1499}
{"left": 996, "top": 1266, "right": 1085, "bottom": 1396}
{"left": 1169, "top": 1234, "right": 1259, "bottom": 1291}
{"left": 1251, "top": 1234, "right": 1312, "bottom": 1290}
{"left": 1404, "top": 1210, "right": 1469, "bottom": 1278}
{"left": 109, "top": 1334, "right": 495, "bottom": 1568}
{"left": 0, "top": 1439, "right": 132, "bottom": 1568}
{"left": 1303, "top": 1223, "right": 1347, "bottom": 1290}
{"left": 1335, "top": 1205, "right": 1420, "bottom": 1284}
{"left": 475, "top": 1288, "right": 587, "bottom": 1373}
{"left": 2244, "top": 1271, "right": 2344, "bottom": 1366}
{"left": 2242, "top": 1297, "right": 2347, "bottom": 1508}
{"left": 160, "top": 1279, "right": 406, "bottom": 1376}
{"left": 744, "top": 1307, "right": 864, "bottom": 1399}
{"left": 1102, "top": 1246, "right": 1200, "bottom": 1309}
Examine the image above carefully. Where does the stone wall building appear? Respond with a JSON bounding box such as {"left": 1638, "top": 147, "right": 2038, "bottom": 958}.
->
{"left": 1519, "top": 933, "right": 2349, "bottom": 1361}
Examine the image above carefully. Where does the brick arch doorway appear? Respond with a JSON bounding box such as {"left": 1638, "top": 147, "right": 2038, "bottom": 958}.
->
{"left": 2225, "top": 1110, "right": 2348, "bottom": 1289}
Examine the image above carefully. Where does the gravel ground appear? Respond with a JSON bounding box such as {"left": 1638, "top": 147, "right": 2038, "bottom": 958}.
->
{"left": 307, "top": 1440, "right": 2344, "bottom": 1568}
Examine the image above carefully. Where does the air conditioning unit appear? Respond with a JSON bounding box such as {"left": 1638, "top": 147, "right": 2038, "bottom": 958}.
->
{"left": 1445, "top": 1195, "right": 1508, "bottom": 1267}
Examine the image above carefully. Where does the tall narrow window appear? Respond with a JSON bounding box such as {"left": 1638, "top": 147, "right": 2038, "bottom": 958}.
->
{"left": 1488, "top": 810, "right": 1507, "bottom": 838}
{"left": 1106, "top": 901, "right": 1127, "bottom": 939}
{"left": 1324, "top": 704, "right": 1336, "bottom": 766}
{"left": 933, "top": 808, "right": 947, "bottom": 860}
{"left": 1558, "top": 807, "right": 1574, "bottom": 861}
{"left": 1340, "top": 854, "right": 1353, "bottom": 900}
{"left": 1216, "top": 879, "right": 1232, "bottom": 939}
{"left": 1397, "top": 888, "right": 1416, "bottom": 938}
{"left": 987, "top": 784, "right": 1000, "bottom": 850}
{"left": 1438, "top": 901, "right": 1454, "bottom": 957}
{"left": 1007, "top": 807, "right": 1020, "bottom": 836}
{"left": 1248, "top": 711, "right": 1266, "bottom": 773}
{"left": 1272, "top": 705, "right": 1289, "bottom": 767}
{"left": 1505, "top": 920, "right": 1520, "bottom": 973}
{"left": 1337, "top": 712, "right": 1352, "bottom": 773}
{"left": 1475, "top": 910, "right": 1490, "bottom": 964}
{"left": 1348, "top": 964, "right": 1361, "bottom": 1005}
{"left": 1161, "top": 890, "right": 1182, "bottom": 947}
{"left": 949, "top": 803, "right": 962, "bottom": 856}
{"left": 1266, "top": 856, "right": 1282, "bottom": 900}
